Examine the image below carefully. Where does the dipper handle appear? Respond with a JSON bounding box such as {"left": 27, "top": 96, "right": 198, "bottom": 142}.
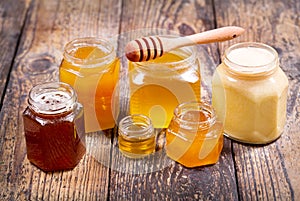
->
{"left": 125, "top": 26, "right": 245, "bottom": 62}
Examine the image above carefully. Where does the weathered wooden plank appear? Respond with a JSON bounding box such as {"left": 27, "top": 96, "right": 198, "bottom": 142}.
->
{"left": 109, "top": 0, "right": 239, "bottom": 200}
{"left": 0, "top": 0, "right": 122, "bottom": 200}
{"left": 0, "top": 0, "right": 30, "bottom": 106}
{"left": 1, "top": 0, "right": 299, "bottom": 200}
{"left": 215, "top": 0, "right": 299, "bottom": 199}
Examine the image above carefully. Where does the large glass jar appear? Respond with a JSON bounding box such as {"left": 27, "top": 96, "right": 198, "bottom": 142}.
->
{"left": 60, "top": 37, "right": 120, "bottom": 132}
{"left": 166, "top": 101, "right": 224, "bottom": 168}
{"left": 212, "top": 42, "right": 289, "bottom": 144}
{"left": 128, "top": 42, "right": 201, "bottom": 128}
{"left": 23, "top": 82, "right": 85, "bottom": 172}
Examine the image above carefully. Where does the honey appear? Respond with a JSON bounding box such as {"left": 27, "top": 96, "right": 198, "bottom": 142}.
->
{"left": 23, "top": 82, "right": 85, "bottom": 172}
{"left": 166, "top": 101, "right": 223, "bottom": 168}
{"left": 60, "top": 37, "right": 120, "bottom": 132}
{"left": 118, "top": 114, "right": 156, "bottom": 158}
{"left": 212, "top": 42, "right": 289, "bottom": 144}
{"left": 129, "top": 45, "right": 201, "bottom": 128}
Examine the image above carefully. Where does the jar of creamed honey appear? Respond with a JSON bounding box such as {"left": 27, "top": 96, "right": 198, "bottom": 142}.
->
{"left": 128, "top": 38, "right": 201, "bottom": 128}
{"left": 23, "top": 82, "right": 85, "bottom": 171}
{"left": 60, "top": 37, "right": 120, "bottom": 132}
{"left": 212, "top": 42, "right": 289, "bottom": 144}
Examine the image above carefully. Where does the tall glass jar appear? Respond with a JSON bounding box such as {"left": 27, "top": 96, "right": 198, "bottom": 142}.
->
{"left": 23, "top": 82, "right": 85, "bottom": 172}
{"left": 166, "top": 101, "right": 224, "bottom": 168}
{"left": 128, "top": 41, "right": 201, "bottom": 128}
{"left": 60, "top": 37, "right": 120, "bottom": 132}
{"left": 212, "top": 42, "right": 289, "bottom": 144}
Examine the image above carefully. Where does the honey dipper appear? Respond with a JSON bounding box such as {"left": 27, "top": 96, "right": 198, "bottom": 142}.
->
{"left": 125, "top": 26, "right": 245, "bottom": 62}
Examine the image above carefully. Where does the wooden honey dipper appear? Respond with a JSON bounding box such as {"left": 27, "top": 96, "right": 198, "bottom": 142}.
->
{"left": 125, "top": 26, "right": 245, "bottom": 62}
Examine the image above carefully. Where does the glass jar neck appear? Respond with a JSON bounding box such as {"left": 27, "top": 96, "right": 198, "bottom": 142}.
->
{"left": 173, "top": 101, "right": 216, "bottom": 130}
{"left": 223, "top": 42, "right": 279, "bottom": 78}
{"left": 63, "top": 37, "right": 116, "bottom": 69}
{"left": 119, "top": 114, "right": 154, "bottom": 139}
{"left": 28, "top": 82, "right": 77, "bottom": 115}
{"left": 132, "top": 45, "right": 198, "bottom": 73}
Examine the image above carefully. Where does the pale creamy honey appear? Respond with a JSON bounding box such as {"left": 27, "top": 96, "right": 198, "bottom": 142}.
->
{"left": 212, "top": 42, "right": 288, "bottom": 144}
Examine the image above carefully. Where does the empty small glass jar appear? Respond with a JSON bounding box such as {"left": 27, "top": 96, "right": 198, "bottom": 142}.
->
{"left": 118, "top": 114, "right": 156, "bottom": 158}
{"left": 23, "top": 82, "right": 85, "bottom": 171}
{"left": 166, "top": 101, "right": 223, "bottom": 168}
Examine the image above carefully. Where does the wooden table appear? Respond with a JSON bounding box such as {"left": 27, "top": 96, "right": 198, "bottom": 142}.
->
{"left": 1, "top": 0, "right": 299, "bottom": 200}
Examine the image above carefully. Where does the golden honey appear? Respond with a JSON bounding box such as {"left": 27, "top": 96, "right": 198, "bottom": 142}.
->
{"left": 129, "top": 46, "right": 201, "bottom": 128}
{"left": 166, "top": 101, "right": 223, "bottom": 168}
{"left": 118, "top": 114, "right": 156, "bottom": 158}
{"left": 60, "top": 37, "right": 120, "bottom": 132}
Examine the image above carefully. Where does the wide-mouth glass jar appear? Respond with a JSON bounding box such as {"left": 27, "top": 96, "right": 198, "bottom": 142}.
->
{"left": 166, "top": 101, "right": 223, "bottom": 168}
{"left": 60, "top": 37, "right": 120, "bottom": 132}
{"left": 23, "top": 82, "right": 85, "bottom": 171}
{"left": 118, "top": 114, "right": 156, "bottom": 158}
{"left": 128, "top": 37, "right": 201, "bottom": 128}
{"left": 212, "top": 42, "right": 289, "bottom": 144}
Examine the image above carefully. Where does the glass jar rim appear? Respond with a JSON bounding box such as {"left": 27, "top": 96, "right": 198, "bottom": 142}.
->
{"left": 223, "top": 42, "right": 278, "bottom": 77}
{"left": 63, "top": 37, "right": 116, "bottom": 68}
{"left": 133, "top": 36, "right": 198, "bottom": 71}
{"left": 173, "top": 101, "right": 216, "bottom": 126}
{"left": 118, "top": 114, "right": 154, "bottom": 139}
{"left": 28, "top": 82, "right": 77, "bottom": 115}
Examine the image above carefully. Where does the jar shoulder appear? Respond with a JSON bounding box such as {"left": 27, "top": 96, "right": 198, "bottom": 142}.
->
{"left": 212, "top": 64, "right": 288, "bottom": 100}
{"left": 23, "top": 103, "right": 83, "bottom": 125}
{"left": 213, "top": 64, "right": 288, "bottom": 87}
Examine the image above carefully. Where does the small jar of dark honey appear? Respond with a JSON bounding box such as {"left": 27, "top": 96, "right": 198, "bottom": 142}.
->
{"left": 23, "top": 82, "right": 86, "bottom": 172}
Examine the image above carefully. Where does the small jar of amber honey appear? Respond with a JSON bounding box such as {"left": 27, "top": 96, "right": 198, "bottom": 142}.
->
{"left": 118, "top": 114, "right": 156, "bottom": 158}
{"left": 166, "top": 101, "right": 223, "bottom": 168}
{"left": 60, "top": 37, "right": 120, "bottom": 132}
{"left": 23, "top": 82, "right": 85, "bottom": 172}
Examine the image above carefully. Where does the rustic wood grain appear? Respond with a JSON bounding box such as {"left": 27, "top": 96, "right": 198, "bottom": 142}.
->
{"left": 109, "top": 0, "right": 239, "bottom": 200}
{"left": 215, "top": 0, "right": 299, "bottom": 199}
{"left": 0, "top": 1, "right": 30, "bottom": 107}
{"left": 0, "top": 0, "right": 122, "bottom": 200}
{"left": 0, "top": 0, "right": 299, "bottom": 200}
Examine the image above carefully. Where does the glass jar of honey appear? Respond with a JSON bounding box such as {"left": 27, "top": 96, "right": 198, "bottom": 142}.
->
{"left": 128, "top": 41, "right": 201, "bottom": 128}
{"left": 118, "top": 114, "right": 156, "bottom": 158}
{"left": 212, "top": 42, "right": 289, "bottom": 144}
{"left": 166, "top": 101, "right": 223, "bottom": 168}
{"left": 60, "top": 37, "right": 120, "bottom": 132}
{"left": 23, "top": 82, "right": 85, "bottom": 172}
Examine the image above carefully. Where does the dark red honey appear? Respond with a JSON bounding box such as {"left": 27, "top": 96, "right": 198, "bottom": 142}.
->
{"left": 23, "top": 82, "right": 86, "bottom": 172}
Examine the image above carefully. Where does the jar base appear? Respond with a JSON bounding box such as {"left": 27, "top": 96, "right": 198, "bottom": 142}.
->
{"left": 166, "top": 153, "right": 219, "bottom": 168}
{"left": 223, "top": 132, "right": 282, "bottom": 145}
{"left": 119, "top": 150, "right": 155, "bottom": 159}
